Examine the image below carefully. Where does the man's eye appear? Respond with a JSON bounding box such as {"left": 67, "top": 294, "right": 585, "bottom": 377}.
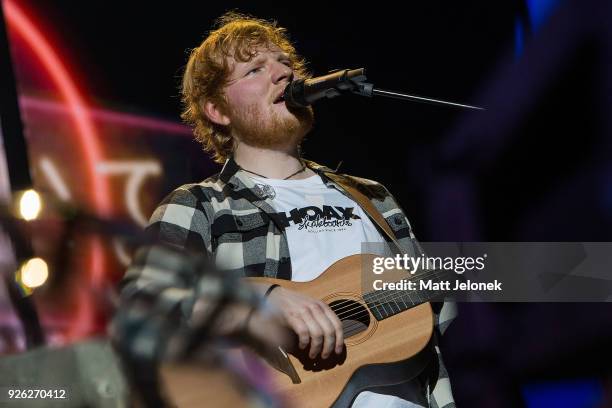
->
{"left": 280, "top": 60, "right": 292, "bottom": 67}
{"left": 246, "top": 67, "right": 262, "bottom": 76}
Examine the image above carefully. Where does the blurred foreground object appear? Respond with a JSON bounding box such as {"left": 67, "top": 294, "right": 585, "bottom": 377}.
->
{"left": 112, "top": 244, "right": 288, "bottom": 407}
{"left": 0, "top": 338, "right": 129, "bottom": 407}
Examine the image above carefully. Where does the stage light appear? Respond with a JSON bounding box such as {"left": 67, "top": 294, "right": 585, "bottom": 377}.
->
{"left": 19, "top": 257, "right": 49, "bottom": 288}
{"left": 18, "top": 189, "right": 42, "bottom": 220}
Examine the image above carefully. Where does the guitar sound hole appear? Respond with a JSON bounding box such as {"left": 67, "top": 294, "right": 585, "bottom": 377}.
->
{"left": 330, "top": 299, "right": 370, "bottom": 338}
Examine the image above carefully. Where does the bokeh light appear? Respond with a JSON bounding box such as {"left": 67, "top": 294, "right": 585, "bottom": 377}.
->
{"left": 18, "top": 189, "right": 42, "bottom": 221}
{"left": 19, "top": 257, "right": 49, "bottom": 288}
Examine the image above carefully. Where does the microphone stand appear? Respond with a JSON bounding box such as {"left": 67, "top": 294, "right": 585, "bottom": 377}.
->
{"left": 327, "top": 68, "right": 484, "bottom": 111}
{"left": 369, "top": 88, "right": 484, "bottom": 110}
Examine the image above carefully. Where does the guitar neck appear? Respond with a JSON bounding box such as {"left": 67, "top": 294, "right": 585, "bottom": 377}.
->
{"left": 363, "top": 267, "right": 454, "bottom": 321}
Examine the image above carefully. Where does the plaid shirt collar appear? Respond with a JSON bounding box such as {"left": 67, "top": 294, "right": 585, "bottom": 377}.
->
{"left": 219, "top": 155, "right": 387, "bottom": 208}
{"left": 216, "top": 156, "right": 338, "bottom": 224}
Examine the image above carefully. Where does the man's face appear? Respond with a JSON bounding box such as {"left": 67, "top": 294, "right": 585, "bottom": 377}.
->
{"left": 222, "top": 44, "right": 314, "bottom": 150}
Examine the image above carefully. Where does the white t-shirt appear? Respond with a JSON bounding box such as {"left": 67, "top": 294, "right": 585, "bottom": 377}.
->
{"left": 247, "top": 174, "right": 425, "bottom": 408}
{"left": 248, "top": 174, "right": 385, "bottom": 281}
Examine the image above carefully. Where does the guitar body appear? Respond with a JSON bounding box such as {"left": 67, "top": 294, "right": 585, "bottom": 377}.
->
{"left": 247, "top": 254, "right": 434, "bottom": 408}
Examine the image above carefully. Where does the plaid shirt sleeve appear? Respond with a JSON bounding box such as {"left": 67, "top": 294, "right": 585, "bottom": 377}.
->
{"left": 110, "top": 185, "right": 217, "bottom": 360}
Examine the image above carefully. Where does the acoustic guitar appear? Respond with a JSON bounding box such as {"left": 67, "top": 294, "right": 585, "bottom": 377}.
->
{"left": 162, "top": 253, "right": 446, "bottom": 407}
{"left": 247, "top": 253, "right": 442, "bottom": 408}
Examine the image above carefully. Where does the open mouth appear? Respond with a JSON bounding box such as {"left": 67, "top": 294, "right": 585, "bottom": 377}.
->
{"left": 273, "top": 93, "right": 285, "bottom": 104}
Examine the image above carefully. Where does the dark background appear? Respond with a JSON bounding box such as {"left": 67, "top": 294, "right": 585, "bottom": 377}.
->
{"left": 27, "top": 1, "right": 521, "bottom": 238}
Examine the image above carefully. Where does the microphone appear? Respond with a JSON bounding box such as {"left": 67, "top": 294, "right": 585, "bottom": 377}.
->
{"left": 283, "top": 68, "right": 367, "bottom": 108}
{"left": 283, "top": 68, "right": 484, "bottom": 110}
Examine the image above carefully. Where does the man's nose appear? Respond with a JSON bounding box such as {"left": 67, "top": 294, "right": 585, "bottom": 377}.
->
{"left": 271, "top": 61, "right": 293, "bottom": 84}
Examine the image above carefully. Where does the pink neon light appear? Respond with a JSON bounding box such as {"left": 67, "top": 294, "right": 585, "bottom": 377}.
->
{"left": 4, "top": 1, "right": 111, "bottom": 215}
{"left": 20, "top": 96, "right": 193, "bottom": 135}
{"left": 4, "top": 1, "right": 109, "bottom": 337}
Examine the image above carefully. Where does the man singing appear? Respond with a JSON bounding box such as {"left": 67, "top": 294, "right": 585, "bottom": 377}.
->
{"left": 114, "top": 12, "right": 456, "bottom": 408}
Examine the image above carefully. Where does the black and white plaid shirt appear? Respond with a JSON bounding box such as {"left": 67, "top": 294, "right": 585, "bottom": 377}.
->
{"left": 112, "top": 156, "right": 457, "bottom": 408}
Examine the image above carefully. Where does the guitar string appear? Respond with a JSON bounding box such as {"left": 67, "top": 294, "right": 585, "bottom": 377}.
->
{"left": 342, "top": 269, "right": 448, "bottom": 320}
{"left": 322, "top": 268, "right": 451, "bottom": 336}
{"left": 327, "top": 267, "right": 451, "bottom": 320}
{"left": 328, "top": 272, "right": 446, "bottom": 326}
{"left": 336, "top": 286, "right": 444, "bottom": 338}
{"left": 329, "top": 262, "right": 452, "bottom": 317}
{"left": 325, "top": 273, "right": 435, "bottom": 318}
{"left": 319, "top": 281, "right": 446, "bottom": 340}
{"left": 328, "top": 275, "right": 444, "bottom": 326}
{"left": 335, "top": 294, "right": 421, "bottom": 338}
{"left": 351, "top": 264, "right": 453, "bottom": 310}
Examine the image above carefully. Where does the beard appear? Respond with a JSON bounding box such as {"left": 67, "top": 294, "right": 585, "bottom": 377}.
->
{"left": 228, "top": 101, "right": 314, "bottom": 149}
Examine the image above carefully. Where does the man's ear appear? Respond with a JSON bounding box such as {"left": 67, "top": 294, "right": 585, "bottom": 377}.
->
{"left": 203, "top": 100, "right": 231, "bottom": 126}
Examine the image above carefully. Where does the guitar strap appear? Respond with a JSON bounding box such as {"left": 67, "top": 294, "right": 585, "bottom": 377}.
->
{"left": 324, "top": 173, "right": 404, "bottom": 253}
{"left": 319, "top": 173, "right": 436, "bottom": 405}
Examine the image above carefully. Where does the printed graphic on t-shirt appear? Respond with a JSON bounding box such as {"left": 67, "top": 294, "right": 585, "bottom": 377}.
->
{"left": 272, "top": 205, "right": 362, "bottom": 233}
{"left": 245, "top": 174, "right": 385, "bottom": 282}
